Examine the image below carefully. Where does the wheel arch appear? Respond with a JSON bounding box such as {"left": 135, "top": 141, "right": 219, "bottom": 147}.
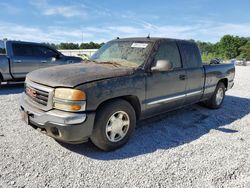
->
{"left": 95, "top": 95, "right": 141, "bottom": 120}
{"left": 0, "top": 72, "right": 3, "bottom": 82}
{"left": 218, "top": 78, "right": 228, "bottom": 89}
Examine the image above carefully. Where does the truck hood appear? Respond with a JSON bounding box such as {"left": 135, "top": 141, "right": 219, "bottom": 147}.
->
{"left": 26, "top": 62, "right": 135, "bottom": 87}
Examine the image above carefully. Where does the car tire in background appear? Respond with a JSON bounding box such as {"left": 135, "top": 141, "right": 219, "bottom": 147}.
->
{"left": 204, "top": 82, "right": 226, "bottom": 109}
{"left": 90, "top": 99, "right": 136, "bottom": 151}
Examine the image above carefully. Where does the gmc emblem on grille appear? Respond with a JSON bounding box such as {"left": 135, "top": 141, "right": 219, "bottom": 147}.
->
{"left": 26, "top": 87, "right": 37, "bottom": 98}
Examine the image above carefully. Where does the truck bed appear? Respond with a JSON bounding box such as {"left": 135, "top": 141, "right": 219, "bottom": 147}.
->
{"left": 202, "top": 63, "right": 235, "bottom": 99}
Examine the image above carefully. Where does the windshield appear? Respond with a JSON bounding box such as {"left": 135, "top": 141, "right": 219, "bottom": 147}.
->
{"left": 91, "top": 41, "right": 154, "bottom": 68}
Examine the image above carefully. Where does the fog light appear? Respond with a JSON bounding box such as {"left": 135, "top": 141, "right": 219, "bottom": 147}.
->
{"left": 51, "top": 127, "right": 59, "bottom": 137}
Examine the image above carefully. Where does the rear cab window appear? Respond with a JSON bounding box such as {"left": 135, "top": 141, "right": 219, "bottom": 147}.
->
{"left": 177, "top": 41, "right": 202, "bottom": 68}
{"left": 154, "top": 41, "right": 182, "bottom": 69}
{"left": 0, "top": 41, "right": 6, "bottom": 55}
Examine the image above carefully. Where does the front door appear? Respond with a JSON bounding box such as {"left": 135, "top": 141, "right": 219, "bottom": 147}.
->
{"left": 32, "top": 45, "right": 62, "bottom": 69}
{"left": 145, "top": 41, "right": 187, "bottom": 116}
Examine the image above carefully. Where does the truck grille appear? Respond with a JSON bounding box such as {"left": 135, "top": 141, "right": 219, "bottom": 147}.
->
{"left": 25, "top": 85, "right": 49, "bottom": 106}
{"left": 25, "top": 80, "right": 54, "bottom": 111}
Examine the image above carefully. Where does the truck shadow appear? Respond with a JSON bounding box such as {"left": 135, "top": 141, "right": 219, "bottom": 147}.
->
{"left": 0, "top": 84, "right": 24, "bottom": 95}
{"left": 59, "top": 95, "right": 250, "bottom": 160}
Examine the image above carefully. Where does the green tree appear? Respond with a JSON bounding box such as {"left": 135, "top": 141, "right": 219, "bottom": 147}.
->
{"left": 239, "top": 42, "right": 250, "bottom": 60}
{"left": 196, "top": 41, "right": 216, "bottom": 54}
{"left": 219, "top": 35, "right": 248, "bottom": 59}
{"left": 80, "top": 42, "right": 103, "bottom": 49}
{"left": 58, "top": 43, "right": 79, "bottom": 49}
{"left": 201, "top": 52, "right": 217, "bottom": 63}
{"left": 43, "top": 43, "right": 58, "bottom": 49}
{"left": 196, "top": 41, "right": 222, "bottom": 62}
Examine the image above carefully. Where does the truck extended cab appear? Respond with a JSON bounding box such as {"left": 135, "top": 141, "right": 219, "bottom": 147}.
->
{"left": 0, "top": 40, "right": 82, "bottom": 85}
{"left": 20, "top": 37, "right": 235, "bottom": 151}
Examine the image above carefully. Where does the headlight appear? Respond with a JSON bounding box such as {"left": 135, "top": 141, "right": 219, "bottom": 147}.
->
{"left": 53, "top": 88, "right": 86, "bottom": 112}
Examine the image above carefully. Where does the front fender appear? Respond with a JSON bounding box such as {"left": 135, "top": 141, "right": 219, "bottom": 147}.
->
{"left": 76, "top": 73, "right": 146, "bottom": 112}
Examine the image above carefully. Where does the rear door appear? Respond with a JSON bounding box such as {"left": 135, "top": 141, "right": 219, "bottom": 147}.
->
{"left": 11, "top": 43, "right": 40, "bottom": 79}
{"left": 177, "top": 41, "right": 204, "bottom": 104}
{"left": 145, "top": 40, "right": 187, "bottom": 115}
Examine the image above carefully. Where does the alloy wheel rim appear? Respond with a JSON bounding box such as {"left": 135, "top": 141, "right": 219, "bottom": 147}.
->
{"left": 216, "top": 88, "right": 224, "bottom": 105}
{"left": 105, "top": 111, "right": 130, "bottom": 142}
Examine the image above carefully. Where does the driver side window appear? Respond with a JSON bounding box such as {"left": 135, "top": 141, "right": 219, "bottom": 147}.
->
{"left": 154, "top": 41, "right": 182, "bottom": 69}
{"left": 32, "top": 46, "right": 58, "bottom": 58}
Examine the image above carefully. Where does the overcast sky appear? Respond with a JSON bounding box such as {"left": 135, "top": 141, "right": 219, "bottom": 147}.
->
{"left": 0, "top": 0, "right": 250, "bottom": 43}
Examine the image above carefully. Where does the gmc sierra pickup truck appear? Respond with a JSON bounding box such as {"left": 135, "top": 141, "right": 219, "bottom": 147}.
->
{"left": 0, "top": 40, "right": 82, "bottom": 85}
{"left": 20, "top": 37, "right": 235, "bottom": 151}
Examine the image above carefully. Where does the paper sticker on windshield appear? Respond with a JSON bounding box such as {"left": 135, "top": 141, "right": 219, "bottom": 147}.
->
{"left": 131, "top": 43, "right": 148, "bottom": 48}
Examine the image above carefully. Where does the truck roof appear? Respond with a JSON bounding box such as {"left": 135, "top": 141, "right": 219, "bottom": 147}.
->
{"left": 1, "top": 37, "right": 194, "bottom": 44}
{"left": 1, "top": 40, "right": 44, "bottom": 45}
{"left": 111, "top": 37, "right": 194, "bottom": 44}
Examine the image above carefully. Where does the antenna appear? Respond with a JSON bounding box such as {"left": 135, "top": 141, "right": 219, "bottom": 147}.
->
{"left": 147, "top": 33, "right": 150, "bottom": 39}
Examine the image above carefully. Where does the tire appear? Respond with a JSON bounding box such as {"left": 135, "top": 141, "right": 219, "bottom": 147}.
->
{"left": 204, "top": 82, "right": 226, "bottom": 109}
{"left": 90, "top": 99, "right": 136, "bottom": 151}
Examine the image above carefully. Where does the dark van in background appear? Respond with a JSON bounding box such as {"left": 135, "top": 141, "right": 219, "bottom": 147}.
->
{"left": 0, "top": 40, "right": 82, "bottom": 85}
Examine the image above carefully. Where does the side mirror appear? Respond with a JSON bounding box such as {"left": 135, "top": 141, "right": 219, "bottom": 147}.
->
{"left": 151, "top": 60, "right": 173, "bottom": 72}
{"left": 51, "top": 57, "right": 57, "bottom": 62}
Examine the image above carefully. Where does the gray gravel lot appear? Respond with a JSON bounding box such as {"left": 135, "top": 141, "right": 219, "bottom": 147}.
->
{"left": 1, "top": 66, "right": 250, "bottom": 188}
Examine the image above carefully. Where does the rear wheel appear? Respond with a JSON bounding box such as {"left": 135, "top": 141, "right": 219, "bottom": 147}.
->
{"left": 204, "top": 82, "right": 226, "bottom": 109}
{"left": 90, "top": 99, "right": 136, "bottom": 151}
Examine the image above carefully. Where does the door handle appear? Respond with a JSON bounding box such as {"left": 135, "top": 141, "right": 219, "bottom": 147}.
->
{"left": 14, "top": 60, "right": 22, "bottom": 63}
{"left": 179, "top": 74, "right": 187, "bottom": 80}
{"left": 41, "top": 60, "right": 47, "bottom": 63}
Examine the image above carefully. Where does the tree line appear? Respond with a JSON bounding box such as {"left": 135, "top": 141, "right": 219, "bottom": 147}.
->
{"left": 45, "top": 35, "right": 250, "bottom": 61}
{"left": 44, "top": 42, "right": 104, "bottom": 50}
{"left": 194, "top": 35, "right": 250, "bottom": 62}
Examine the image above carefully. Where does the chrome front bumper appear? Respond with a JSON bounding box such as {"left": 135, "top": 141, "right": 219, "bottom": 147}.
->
{"left": 20, "top": 93, "right": 86, "bottom": 125}
{"left": 20, "top": 93, "right": 95, "bottom": 143}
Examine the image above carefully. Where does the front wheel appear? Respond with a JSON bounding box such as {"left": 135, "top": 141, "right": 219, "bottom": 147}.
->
{"left": 204, "top": 82, "right": 226, "bottom": 109}
{"left": 90, "top": 99, "right": 136, "bottom": 151}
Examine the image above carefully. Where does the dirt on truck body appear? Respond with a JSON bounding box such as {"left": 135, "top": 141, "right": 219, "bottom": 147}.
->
{"left": 20, "top": 37, "right": 235, "bottom": 151}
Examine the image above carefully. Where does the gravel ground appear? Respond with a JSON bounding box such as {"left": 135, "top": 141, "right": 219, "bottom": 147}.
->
{"left": 0, "top": 66, "right": 250, "bottom": 188}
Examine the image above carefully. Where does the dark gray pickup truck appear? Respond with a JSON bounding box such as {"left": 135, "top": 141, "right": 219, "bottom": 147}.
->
{"left": 20, "top": 37, "right": 235, "bottom": 151}
{"left": 0, "top": 40, "right": 82, "bottom": 85}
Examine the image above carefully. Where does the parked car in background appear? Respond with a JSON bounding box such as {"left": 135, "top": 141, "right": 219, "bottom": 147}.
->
{"left": 77, "top": 53, "right": 89, "bottom": 60}
{"left": 232, "top": 59, "right": 248, "bottom": 66}
{"left": 0, "top": 40, "right": 82, "bottom": 85}
{"left": 20, "top": 37, "right": 235, "bottom": 151}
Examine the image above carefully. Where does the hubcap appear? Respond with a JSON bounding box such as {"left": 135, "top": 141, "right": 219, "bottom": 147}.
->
{"left": 105, "top": 111, "right": 130, "bottom": 142}
{"left": 216, "top": 87, "right": 224, "bottom": 105}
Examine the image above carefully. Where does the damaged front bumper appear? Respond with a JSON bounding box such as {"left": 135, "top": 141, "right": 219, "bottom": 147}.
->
{"left": 20, "top": 93, "right": 95, "bottom": 143}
